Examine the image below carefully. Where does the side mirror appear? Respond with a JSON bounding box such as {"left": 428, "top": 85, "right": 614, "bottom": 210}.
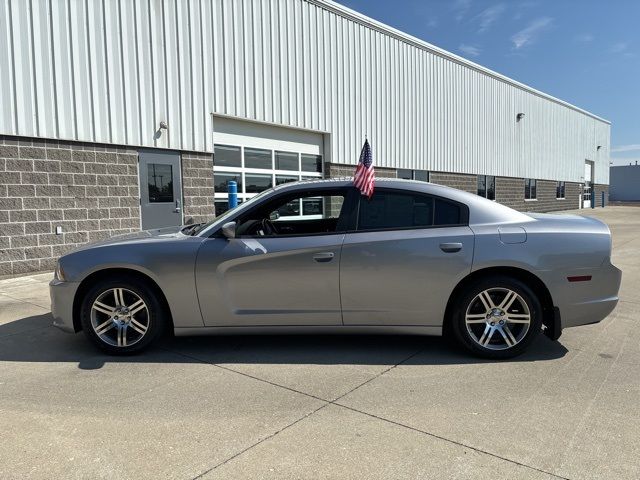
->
{"left": 269, "top": 210, "right": 280, "bottom": 221}
{"left": 221, "top": 221, "right": 236, "bottom": 240}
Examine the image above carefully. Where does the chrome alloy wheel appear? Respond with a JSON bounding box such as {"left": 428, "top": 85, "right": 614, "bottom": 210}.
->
{"left": 90, "top": 288, "right": 150, "bottom": 347}
{"left": 464, "top": 288, "right": 531, "bottom": 351}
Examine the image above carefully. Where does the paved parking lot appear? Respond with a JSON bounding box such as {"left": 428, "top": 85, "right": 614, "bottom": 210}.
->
{"left": 1, "top": 206, "right": 639, "bottom": 480}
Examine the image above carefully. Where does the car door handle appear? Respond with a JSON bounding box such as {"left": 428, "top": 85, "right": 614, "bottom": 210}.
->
{"left": 440, "top": 242, "right": 462, "bottom": 253}
{"left": 313, "top": 252, "right": 335, "bottom": 262}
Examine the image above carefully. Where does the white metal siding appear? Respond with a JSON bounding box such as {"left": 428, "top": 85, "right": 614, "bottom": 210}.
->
{"left": 0, "top": 0, "right": 610, "bottom": 184}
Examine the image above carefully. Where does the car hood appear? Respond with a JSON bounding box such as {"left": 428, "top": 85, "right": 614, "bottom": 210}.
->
{"left": 68, "top": 225, "right": 189, "bottom": 252}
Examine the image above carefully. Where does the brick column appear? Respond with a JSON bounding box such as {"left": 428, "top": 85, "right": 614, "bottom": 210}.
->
{"left": 181, "top": 152, "right": 215, "bottom": 224}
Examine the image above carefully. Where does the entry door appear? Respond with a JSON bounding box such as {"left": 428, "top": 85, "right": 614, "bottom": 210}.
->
{"left": 139, "top": 150, "right": 183, "bottom": 229}
{"left": 583, "top": 161, "right": 593, "bottom": 208}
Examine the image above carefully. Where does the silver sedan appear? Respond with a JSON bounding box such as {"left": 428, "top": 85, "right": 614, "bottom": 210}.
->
{"left": 50, "top": 179, "right": 621, "bottom": 359}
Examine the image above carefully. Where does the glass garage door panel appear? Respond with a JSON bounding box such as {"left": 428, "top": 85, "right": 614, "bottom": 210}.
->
{"left": 275, "top": 151, "right": 299, "bottom": 171}
{"left": 244, "top": 148, "right": 272, "bottom": 169}
{"left": 245, "top": 174, "right": 273, "bottom": 193}
{"left": 214, "top": 145, "right": 242, "bottom": 167}
{"left": 213, "top": 144, "right": 323, "bottom": 212}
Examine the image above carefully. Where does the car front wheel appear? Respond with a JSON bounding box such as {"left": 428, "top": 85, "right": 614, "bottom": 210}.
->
{"left": 451, "top": 275, "right": 542, "bottom": 359}
{"left": 80, "top": 278, "right": 166, "bottom": 355}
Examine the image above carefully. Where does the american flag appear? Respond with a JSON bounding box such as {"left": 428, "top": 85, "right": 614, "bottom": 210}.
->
{"left": 353, "top": 138, "right": 375, "bottom": 198}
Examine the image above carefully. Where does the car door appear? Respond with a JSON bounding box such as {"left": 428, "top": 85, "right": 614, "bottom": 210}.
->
{"left": 195, "top": 187, "right": 357, "bottom": 327}
{"left": 340, "top": 188, "right": 474, "bottom": 327}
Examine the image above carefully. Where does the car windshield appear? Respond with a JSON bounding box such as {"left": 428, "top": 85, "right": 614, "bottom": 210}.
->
{"left": 191, "top": 188, "right": 274, "bottom": 236}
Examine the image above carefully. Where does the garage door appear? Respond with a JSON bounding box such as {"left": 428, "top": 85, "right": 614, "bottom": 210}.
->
{"left": 212, "top": 117, "right": 325, "bottom": 216}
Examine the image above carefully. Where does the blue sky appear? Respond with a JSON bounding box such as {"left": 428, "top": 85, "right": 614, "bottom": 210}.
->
{"left": 336, "top": 0, "right": 639, "bottom": 166}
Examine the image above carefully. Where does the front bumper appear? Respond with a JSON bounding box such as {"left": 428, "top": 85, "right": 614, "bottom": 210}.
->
{"left": 49, "top": 279, "right": 80, "bottom": 333}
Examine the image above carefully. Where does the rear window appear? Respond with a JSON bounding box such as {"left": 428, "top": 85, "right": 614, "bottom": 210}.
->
{"left": 434, "top": 199, "right": 461, "bottom": 226}
{"left": 357, "top": 191, "right": 463, "bottom": 231}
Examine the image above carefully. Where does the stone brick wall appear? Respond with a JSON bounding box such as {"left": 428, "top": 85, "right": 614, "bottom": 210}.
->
{"left": 1, "top": 135, "right": 216, "bottom": 276}
{"left": 429, "top": 171, "right": 478, "bottom": 194}
{"left": 181, "top": 152, "right": 215, "bottom": 224}
{"left": 495, "top": 177, "right": 581, "bottom": 212}
{"left": 0, "top": 136, "right": 141, "bottom": 276}
{"left": 593, "top": 184, "right": 609, "bottom": 208}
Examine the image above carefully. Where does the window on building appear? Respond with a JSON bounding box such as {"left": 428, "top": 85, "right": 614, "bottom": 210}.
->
{"left": 301, "top": 154, "right": 323, "bottom": 173}
{"left": 397, "top": 169, "right": 413, "bottom": 180}
{"left": 214, "top": 172, "right": 242, "bottom": 194}
{"left": 147, "top": 164, "right": 174, "bottom": 202}
{"left": 398, "top": 169, "right": 430, "bottom": 182}
{"left": 525, "top": 179, "right": 537, "bottom": 200}
{"left": 245, "top": 174, "right": 273, "bottom": 193}
{"left": 275, "top": 151, "right": 299, "bottom": 171}
{"left": 556, "top": 181, "right": 565, "bottom": 199}
{"left": 275, "top": 175, "right": 298, "bottom": 185}
{"left": 244, "top": 148, "right": 272, "bottom": 169}
{"left": 414, "top": 170, "right": 429, "bottom": 182}
{"left": 214, "top": 145, "right": 241, "bottom": 168}
{"left": 477, "top": 175, "right": 495, "bottom": 200}
{"left": 357, "top": 191, "right": 463, "bottom": 231}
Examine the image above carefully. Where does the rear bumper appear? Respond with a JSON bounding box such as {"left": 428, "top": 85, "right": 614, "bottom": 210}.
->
{"left": 49, "top": 280, "right": 80, "bottom": 333}
{"left": 554, "top": 262, "right": 622, "bottom": 329}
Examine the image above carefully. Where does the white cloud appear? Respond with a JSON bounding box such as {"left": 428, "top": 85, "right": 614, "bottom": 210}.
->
{"left": 477, "top": 4, "right": 506, "bottom": 33}
{"left": 459, "top": 44, "right": 482, "bottom": 57}
{"left": 575, "top": 33, "right": 594, "bottom": 43}
{"left": 453, "top": 0, "right": 472, "bottom": 22}
{"left": 427, "top": 18, "right": 438, "bottom": 28}
{"left": 610, "top": 42, "right": 634, "bottom": 57}
{"left": 511, "top": 17, "right": 553, "bottom": 49}
{"left": 612, "top": 144, "right": 640, "bottom": 153}
{"left": 611, "top": 42, "right": 628, "bottom": 53}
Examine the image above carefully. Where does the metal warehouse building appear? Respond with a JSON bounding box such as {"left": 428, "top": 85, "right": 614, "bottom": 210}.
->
{"left": 609, "top": 163, "right": 640, "bottom": 202}
{"left": 0, "top": 0, "right": 610, "bottom": 276}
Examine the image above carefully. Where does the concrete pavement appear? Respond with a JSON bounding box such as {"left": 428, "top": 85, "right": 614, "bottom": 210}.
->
{"left": 0, "top": 206, "right": 639, "bottom": 479}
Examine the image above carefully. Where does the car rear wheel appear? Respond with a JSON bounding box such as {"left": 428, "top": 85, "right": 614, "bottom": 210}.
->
{"left": 80, "top": 278, "right": 166, "bottom": 355}
{"left": 451, "top": 275, "right": 542, "bottom": 359}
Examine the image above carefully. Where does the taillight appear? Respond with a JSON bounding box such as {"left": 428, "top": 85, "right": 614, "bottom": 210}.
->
{"left": 567, "top": 275, "right": 592, "bottom": 282}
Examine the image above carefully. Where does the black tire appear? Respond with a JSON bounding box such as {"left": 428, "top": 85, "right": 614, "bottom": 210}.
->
{"left": 80, "top": 277, "right": 166, "bottom": 355}
{"left": 451, "top": 275, "right": 542, "bottom": 359}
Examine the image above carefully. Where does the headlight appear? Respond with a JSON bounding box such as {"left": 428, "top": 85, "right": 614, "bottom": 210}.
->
{"left": 54, "top": 261, "right": 67, "bottom": 282}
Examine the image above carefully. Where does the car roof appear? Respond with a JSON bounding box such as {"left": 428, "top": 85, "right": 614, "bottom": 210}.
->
{"left": 199, "top": 178, "right": 531, "bottom": 237}
{"left": 275, "top": 178, "right": 532, "bottom": 225}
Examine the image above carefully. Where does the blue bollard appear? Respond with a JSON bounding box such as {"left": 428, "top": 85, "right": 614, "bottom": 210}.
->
{"left": 228, "top": 181, "right": 238, "bottom": 209}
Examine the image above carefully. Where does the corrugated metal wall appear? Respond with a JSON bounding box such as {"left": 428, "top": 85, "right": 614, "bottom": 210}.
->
{"left": 0, "top": 0, "right": 610, "bottom": 183}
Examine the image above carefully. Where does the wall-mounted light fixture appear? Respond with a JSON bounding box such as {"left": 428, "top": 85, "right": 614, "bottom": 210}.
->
{"left": 516, "top": 113, "right": 525, "bottom": 122}
{"left": 159, "top": 121, "right": 168, "bottom": 130}
{"left": 597, "top": 145, "right": 602, "bottom": 151}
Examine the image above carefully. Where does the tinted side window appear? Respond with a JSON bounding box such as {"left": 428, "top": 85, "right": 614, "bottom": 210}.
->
{"left": 358, "top": 192, "right": 434, "bottom": 230}
{"left": 434, "top": 199, "right": 461, "bottom": 226}
{"left": 357, "top": 191, "right": 464, "bottom": 231}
